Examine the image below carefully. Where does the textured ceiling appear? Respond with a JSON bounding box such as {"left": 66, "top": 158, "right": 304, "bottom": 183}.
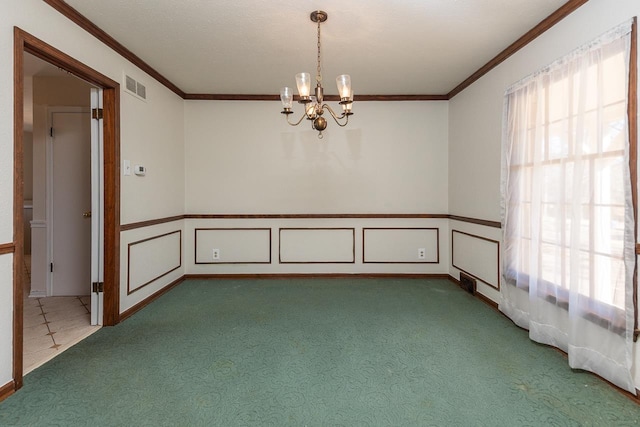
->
{"left": 60, "top": 0, "right": 569, "bottom": 96}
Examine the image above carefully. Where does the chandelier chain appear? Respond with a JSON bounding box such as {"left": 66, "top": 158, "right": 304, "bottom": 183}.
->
{"left": 316, "top": 18, "right": 322, "bottom": 84}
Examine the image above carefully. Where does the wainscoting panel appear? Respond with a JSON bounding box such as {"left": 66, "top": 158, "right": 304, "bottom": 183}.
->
{"left": 451, "top": 230, "right": 500, "bottom": 290}
{"left": 195, "top": 228, "right": 271, "bottom": 264}
{"left": 363, "top": 228, "right": 439, "bottom": 263}
{"left": 185, "top": 217, "right": 449, "bottom": 274}
{"left": 279, "top": 228, "right": 355, "bottom": 264}
{"left": 128, "top": 230, "right": 182, "bottom": 295}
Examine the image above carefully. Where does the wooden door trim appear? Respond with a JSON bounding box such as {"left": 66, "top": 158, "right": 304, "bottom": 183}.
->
{"left": 13, "top": 27, "right": 121, "bottom": 393}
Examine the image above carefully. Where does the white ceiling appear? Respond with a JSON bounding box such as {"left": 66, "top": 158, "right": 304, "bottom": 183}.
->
{"left": 24, "top": 52, "right": 70, "bottom": 77}
{"left": 61, "top": 0, "right": 569, "bottom": 96}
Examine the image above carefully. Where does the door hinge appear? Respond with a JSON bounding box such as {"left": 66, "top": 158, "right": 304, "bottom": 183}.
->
{"left": 92, "top": 108, "right": 104, "bottom": 120}
{"left": 50, "top": 127, "right": 54, "bottom": 137}
{"left": 50, "top": 262, "right": 54, "bottom": 272}
{"left": 92, "top": 282, "right": 104, "bottom": 293}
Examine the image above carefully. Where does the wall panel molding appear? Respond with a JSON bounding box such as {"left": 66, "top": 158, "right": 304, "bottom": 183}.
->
{"left": 279, "top": 228, "right": 355, "bottom": 264}
{"left": 0, "top": 243, "right": 15, "bottom": 255}
{"left": 121, "top": 215, "right": 184, "bottom": 231}
{"left": 120, "top": 276, "right": 184, "bottom": 321}
{"left": 451, "top": 230, "right": 500, "bottom": 291}
{"left": 362, "top": 228, "right": 440, "bottom": 264}
{"left": 449, "top": 215, "right": 501, "bottom": 228}
{"left": 186, "top": 213, "right": 449, "bottom": 220}
{"left": 194, "top": 228, "right": 271, "bottom": 265}
{"left": 127, "top": 230, "right": 182, "bottom": 295}
{"left": 127, "top": 213, "right": 502, "bottom": 224}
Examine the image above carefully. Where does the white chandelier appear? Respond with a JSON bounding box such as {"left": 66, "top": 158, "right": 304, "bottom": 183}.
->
{"left": 280, "top": 10, "right": 353, "bottom": 139}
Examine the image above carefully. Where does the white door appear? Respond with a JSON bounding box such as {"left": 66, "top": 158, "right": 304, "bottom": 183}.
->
{"left": 48, "top": 108, "right": 92, "bottom": 296}
{"left": 90, "top": 88, "right": 104, "bottom": 326}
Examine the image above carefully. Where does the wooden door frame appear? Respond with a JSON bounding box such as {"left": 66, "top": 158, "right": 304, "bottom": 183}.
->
{"left": 13, "top": 27, "right": 120, "bottom": 390}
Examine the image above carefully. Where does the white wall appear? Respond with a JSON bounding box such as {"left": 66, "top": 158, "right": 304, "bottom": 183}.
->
{"left": 184, "top": 100, "right": 450, "bottom": 275}
{"left": 185, "top": 217, "right": 450, "bottom": 275}
{"left": 185, "top": 101, "right": 449, "bottom": 214}
{"left": 448, "top": 0, "right": 640, "bottom": 390}
{"left": 120, "top": 77, "right": 185, "bottom": 224}
{"left": 0, "top": 0, "right": 185, "bottom": 387}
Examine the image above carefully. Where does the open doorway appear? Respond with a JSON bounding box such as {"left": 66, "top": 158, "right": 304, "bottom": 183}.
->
{"left": 13, "top": 28, "right": 121, "bottom": 391}
{"left": 22, "top": 54, "right": 100, "bottom": 373}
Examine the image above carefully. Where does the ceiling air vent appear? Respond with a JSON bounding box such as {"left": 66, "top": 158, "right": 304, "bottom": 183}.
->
{"left": 136, "top": 82, "right": 146, "bottom": 100}
{"left": 125, "top": 75, "right": 136, "bottom": 93}
{"left": 123, "top": 73, "right": 147, "bottom": 101}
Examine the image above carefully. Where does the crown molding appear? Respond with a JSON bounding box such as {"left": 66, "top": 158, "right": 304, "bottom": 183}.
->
{"left": 184, "top": 94, "right": 450, "bottom": 101}
{"left": 44, "top": 0, "right": 588, "bottom": 101}
{"left": 447, "top": 0, "right": 589, "bottom": 98}
{"left": 42, "top": 0, "right": 185, "bottom": 98}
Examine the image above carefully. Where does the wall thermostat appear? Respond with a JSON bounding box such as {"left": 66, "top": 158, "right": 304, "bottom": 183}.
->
{"left": 134, "top": 165, "right": 146, "bottom": 176}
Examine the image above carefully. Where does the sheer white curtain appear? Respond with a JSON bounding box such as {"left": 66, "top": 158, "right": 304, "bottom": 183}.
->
{"left": 500, "top": 20, "right": 636, "bottom": 394}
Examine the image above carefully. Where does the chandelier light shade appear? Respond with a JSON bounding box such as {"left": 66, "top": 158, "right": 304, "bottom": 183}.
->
{"left": 336, "top": 75, "right": 351, "bottom": 100}
{"left": 280, "top": 10, "right": 354, "bottom": 139}
{"left": 295, "top": 73, "right": 312, "bottom": 99}
{"left": 280, "top": 87, "right": 294, "bottom": 109}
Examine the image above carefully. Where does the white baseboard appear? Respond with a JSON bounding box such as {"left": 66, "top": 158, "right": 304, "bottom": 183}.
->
{"left": 28, "top": 290, "right": 47, "bottom": 298}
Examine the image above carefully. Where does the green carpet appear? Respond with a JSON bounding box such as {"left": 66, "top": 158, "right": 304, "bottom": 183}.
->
{"left": 1, "top": 278, "right": 638, "bottom": 426}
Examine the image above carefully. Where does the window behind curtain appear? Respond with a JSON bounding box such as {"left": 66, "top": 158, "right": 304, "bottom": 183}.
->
{"left": 503, "top": 24, "right": 633, "bottom": 328}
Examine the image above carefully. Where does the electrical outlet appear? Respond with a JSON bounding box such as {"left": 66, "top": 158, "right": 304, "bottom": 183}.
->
{"left": 418, "top": 248, "right": 426, "bottom": 259}
{"left": 212, "top": 249, "right": 220, "bottom": 260}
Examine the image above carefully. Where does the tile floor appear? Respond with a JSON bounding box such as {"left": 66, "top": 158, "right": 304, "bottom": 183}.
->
{"left": 22, "top": 255, "right": 101, "bottom": 374}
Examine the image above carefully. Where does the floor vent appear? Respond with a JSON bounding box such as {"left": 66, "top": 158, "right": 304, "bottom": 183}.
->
{"left": 460, "top": 272, "right": 476, "bottom": 295}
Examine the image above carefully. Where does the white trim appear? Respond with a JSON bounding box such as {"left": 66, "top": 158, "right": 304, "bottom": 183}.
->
{"left": 28, "top": 290, "right": 47, "bottom": 298}
{"left": 46, "top": 106, "right": 91, "bottom": 297}
{"left": 29, "top": 220, "right": 46, "bottom": 229}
